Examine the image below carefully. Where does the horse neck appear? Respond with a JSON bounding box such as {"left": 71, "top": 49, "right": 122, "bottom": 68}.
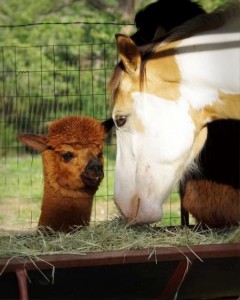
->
{"left": 38, "top": 179, "right": 94, "bottom": 232}
{"left": 201, "top": 92, "right": 240, "bottom": 122}
{"left": 147, "top": 11, "right": 240, "bottom": 123}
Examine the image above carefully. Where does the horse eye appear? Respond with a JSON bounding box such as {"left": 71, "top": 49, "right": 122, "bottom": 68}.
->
{"left": 115, "top": 115, "right": 127, "bottom": 127}
{"left": 61, "top": 151, "right": 74, "bottom": 162}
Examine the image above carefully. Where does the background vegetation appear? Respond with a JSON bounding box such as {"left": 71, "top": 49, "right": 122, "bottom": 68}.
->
{"left": 0, "top": 0, "right": 229, "bottom": 229}
{"left": 0, "top": 0, "right": 229, "bottom": 151}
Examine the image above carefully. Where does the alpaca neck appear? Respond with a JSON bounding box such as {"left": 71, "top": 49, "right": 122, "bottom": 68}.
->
{"left": 38, "top": 180, "right": 94, "bottom": 232}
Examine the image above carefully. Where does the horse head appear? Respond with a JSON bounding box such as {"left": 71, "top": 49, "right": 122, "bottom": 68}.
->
{"left": 110, "top": 4, "right": 240, "bottom": 224}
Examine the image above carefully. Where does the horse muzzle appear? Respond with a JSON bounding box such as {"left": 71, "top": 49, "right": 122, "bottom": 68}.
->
{"left": 115, "top": 195, "right": 163, "bottom": 224}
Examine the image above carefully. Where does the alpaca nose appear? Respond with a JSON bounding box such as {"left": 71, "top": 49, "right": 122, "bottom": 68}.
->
{"left": 85, "top": 159, "right": 103, "bottom": 177}
{"left": 81, "top": 159, "right": 104, "bottom": 188}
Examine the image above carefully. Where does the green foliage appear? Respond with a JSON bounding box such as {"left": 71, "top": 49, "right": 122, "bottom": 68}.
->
{"left": 0, "top": 0, "right": 231, "bottom": 155}
{"left": 196, "top": 0, "right": 230, "bottom": 12}
{"left": 0, "top": 0, "right": 230, "bottom": 153}
{"left": 0, "top": 1, "right": 129, "bottom": 156}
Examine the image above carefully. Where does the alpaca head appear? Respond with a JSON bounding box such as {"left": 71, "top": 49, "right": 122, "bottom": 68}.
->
{"left": 19, "top": 116, "right": 114, "bottom": 196}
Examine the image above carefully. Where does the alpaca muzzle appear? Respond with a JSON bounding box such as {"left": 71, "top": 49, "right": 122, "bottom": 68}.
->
{"left": 81, "top": 159, "right": 104, "bottom": 188}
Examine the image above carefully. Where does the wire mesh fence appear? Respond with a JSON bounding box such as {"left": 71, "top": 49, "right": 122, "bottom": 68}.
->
{"left": 0, "top": 39, "right": 181, "bottom": 231}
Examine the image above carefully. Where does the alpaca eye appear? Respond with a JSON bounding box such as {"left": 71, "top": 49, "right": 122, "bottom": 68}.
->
{"left": 115, "top": 115, "right": 127, "bottom": 127}
{"left": 61, "top": 152, "right": 74, "bottom": 162}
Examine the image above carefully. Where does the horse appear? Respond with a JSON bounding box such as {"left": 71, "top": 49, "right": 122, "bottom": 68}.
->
{"left": 109, "top": 2, "right": 240, "bottom": 224}
{"left": 130, "top": 0, "right": 240, "bottom": 227}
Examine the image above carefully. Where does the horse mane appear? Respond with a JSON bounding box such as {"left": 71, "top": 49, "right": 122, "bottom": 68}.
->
{"left": 142, "top": 0, "right": 240, "bottom": 57}
{"left": 157, "top": 0, "right": 240, "bottom": 46}
{"left": 109, "top": 1, "right": 240, "bottom": 103}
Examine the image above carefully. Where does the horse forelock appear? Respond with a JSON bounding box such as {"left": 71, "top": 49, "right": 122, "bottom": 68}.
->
{"left": 109, "top": 55, "right": 147, "bottom": 104}
{"left": 108, "top": 62, "right": 123, "bottom": 104}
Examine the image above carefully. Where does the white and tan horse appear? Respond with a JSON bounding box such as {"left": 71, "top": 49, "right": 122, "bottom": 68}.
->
{"left": 110, "top": 2, "right": 240, "bottom": 224}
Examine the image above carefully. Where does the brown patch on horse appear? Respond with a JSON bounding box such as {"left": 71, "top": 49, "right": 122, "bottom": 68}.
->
{"left": 189, "top": 91, "right": 240, "bottom": 130}
{"left": 144, "top": 40, "right": 181, "bottom": 100}
{"left": 199, "top": 92, "right": 240, "bottom": 123}
{"left": 110, "top": 36, "right": 181, "bottom": 107}
{"left": 191, "top": 127, "right": 208, "bottom": 157}
{"left": 113, "top": 72, "right": 145, "bottom": 132}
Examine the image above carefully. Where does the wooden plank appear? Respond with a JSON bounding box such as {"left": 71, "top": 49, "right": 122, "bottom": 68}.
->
{"left": 0, "top": 243, "right": 239, "bottom": 273}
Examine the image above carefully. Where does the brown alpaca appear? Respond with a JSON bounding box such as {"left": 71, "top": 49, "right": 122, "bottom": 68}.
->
{"left": 183, "top": 180, "right": 240, "bottom": 227}
{"left": 19, "top": 116, "right": 113, "bottom": 232}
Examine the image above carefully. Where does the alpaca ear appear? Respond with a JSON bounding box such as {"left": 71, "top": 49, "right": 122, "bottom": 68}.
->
{"left": 102, "top": 118, "right": 114, "bottom": 134}
{"left": 115, "top": 34, "right": 141, "bottom": 75}
{"left": 18, "top": 133, "right": 48, "bottom": 153}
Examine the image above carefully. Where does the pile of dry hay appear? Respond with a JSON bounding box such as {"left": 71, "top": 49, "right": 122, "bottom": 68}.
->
{"left": 0, "top": 218, "right": 239, "bottom": 259}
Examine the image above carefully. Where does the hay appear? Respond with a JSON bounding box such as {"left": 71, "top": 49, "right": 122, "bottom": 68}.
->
{"left": 0, "top": 217, "right": 239, "bottom": 260}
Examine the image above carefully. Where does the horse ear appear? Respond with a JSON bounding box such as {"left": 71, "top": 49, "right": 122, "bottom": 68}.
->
{"left": 18, "top": 133, "right": 48, "bottom": 153}
{"left": 115, "top": 34, "right": 141, "bottom": 75}
{"left": 102, "top": 118, "right": 114, "bottom": 134}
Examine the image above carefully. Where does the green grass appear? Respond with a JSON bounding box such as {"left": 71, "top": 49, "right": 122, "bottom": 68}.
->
{"left": 0, "top": 154, "right": 43, "bottom": 200}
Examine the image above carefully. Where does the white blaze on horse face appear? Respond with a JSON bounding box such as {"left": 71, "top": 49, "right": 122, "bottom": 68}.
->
{"left": 114, "top": 92, "right": 195, "bottom": 224}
